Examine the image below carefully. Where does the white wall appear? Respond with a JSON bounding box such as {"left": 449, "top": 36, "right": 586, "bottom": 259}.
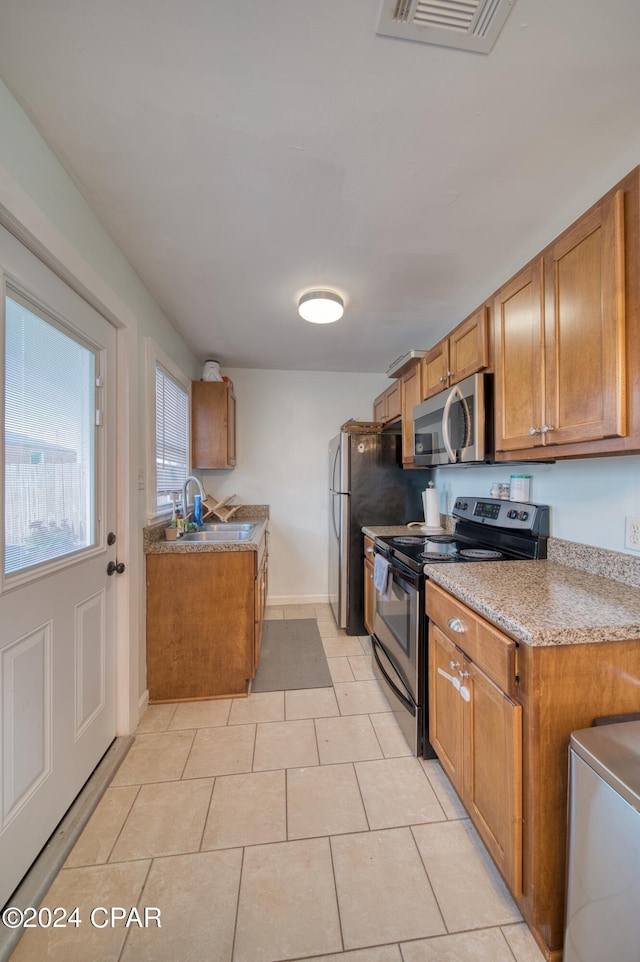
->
{"left": 435, "top": 455, "right": 640, "bottom": 554}
{"left": 0, "top": 80, "right": 200, "bottom": 727}
{"left": 199, "top": 368, "right": 386, "bottom": 603}
{"left": 200, "top": 367, "right": 640, "bottom": 606}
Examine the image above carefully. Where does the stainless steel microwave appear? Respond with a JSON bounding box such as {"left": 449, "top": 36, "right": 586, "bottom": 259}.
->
{"left": 413, "top": 373, "right": 493, "bottom": 466}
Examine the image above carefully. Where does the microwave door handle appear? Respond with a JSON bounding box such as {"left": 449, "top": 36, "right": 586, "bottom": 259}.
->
{"left": 442, "top": 385, "right": 471, "bottom": 462}
{"left": 442, "top": 386, "right": 457, "bottom": 462}
{"left": 459, "top": 392, "right": 472, "bottom": 459}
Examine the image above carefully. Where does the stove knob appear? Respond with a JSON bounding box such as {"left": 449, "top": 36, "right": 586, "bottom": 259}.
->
{"left": 507, "top": 509, "right": 518, "bottom": 519}
{"left": 461, "top": 501, "right": 468, "bottom": 510}
{"left": 518, "top": 510, "right": 529, "bottom": 521}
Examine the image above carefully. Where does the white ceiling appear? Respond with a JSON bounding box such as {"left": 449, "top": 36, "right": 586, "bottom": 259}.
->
{"left": 1, "top": 0, "right": 640, "bottom": 373}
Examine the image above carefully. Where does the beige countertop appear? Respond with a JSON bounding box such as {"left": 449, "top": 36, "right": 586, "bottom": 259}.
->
{"left": 427, "top": 560, "right": 640, "bottom": 647}
{"left": 362, "top": 522, "right": 448, "bottom": 539}
{"left": 362, "top": 522, "right": 640, "bottom": 646}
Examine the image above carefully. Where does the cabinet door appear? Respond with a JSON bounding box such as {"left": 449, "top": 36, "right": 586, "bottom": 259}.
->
{"left": 421, "top": 341, "right": 449, "bottom": 400}
{"left": 449, "top": 306, "right": 489, "bottom": 384}
{"left": 428, "top": 626, "right": 464, "bottom": 795}
{"left": 192, "top": 381, "right": 236, "bottom": 469}
{"left": 254, "top": 558, "right": 265, "bottom": 673}
{"left": 373, "top": 392, "right": 387, "bottom": 422}
{"left": 400, "top": 362, "right": 422, "bottom": 465}
{"left": 493, "top": 262, "right": 545, "bottom": 451}
{"left": 363, "top": 537, "right": 375, "bottom": 635}
{"left": 465, "top": 661, "right": 523, "bottom": 895}
{"left": 227, "top": 389, "right": 237, "bottom": 465}
{"left": 373, "top": 382, "right": 401, "bottom": 424}
{"left": 386, "top": 381, "right": 401, "bottom": 421}
{"left": 543, "top": 190, "right": 626, "bottom": 445}
{"left": 364, "top": 558, "right": 374, "bottom": 635}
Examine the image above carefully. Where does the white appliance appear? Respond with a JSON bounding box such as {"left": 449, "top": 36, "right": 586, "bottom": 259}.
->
{"left": 564, "top": 720, "right": 640, "bottom": 962}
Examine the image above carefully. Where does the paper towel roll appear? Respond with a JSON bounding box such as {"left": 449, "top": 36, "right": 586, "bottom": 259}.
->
{"left": 423, "top": 487, "right": 440, "bottom": 528}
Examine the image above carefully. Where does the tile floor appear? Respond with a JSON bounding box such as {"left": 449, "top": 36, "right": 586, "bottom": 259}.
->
{"left": 9, "top": 604, "right": 546, "bottom": 962}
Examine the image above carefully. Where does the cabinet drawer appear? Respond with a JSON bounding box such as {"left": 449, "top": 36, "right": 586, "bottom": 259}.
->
{"left": 426, "top": 581, "right": 517, "bottom": 697}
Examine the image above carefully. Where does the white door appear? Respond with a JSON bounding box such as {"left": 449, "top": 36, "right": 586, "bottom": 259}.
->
{"left": 0, "top": 226, "right": 117, "bottom": 907}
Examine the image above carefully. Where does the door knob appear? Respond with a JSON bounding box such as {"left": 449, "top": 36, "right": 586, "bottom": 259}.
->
{"left": 107, "top": 560, "right": 126, "bottom": 576}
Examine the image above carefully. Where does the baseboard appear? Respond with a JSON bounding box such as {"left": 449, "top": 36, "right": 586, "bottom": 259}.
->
{"left": 266, "top": 594, "right": 329, "bottom": 606}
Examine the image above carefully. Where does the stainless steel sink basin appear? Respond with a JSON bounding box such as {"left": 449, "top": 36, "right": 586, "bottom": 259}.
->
{"left": 180, "top": 530, "right": 253, "bottom": 542}
{"left": 201, "top": 522, "right": 257, "bottom": 532}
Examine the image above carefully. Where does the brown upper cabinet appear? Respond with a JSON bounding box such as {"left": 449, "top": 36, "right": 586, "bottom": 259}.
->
{"left": 191, "top": 380, "right": 237, "bottom": 469}
{"left": 373, "top": 380, "right": 401, "bottom": 424}
{"left": 400, "top": 360, "right": 422, "bottom": 466}
{"left": 421, "top": 305, "right": 490, "bottom": 400}
{"left": 493, "top": 188, "right": 626, "bottom": 458}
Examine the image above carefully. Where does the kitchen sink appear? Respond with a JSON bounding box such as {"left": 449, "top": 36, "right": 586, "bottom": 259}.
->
{"left": 179, "top": 530, "right": 253, "bottom": 542}
{"left": 200, "top": 522, "right": 257, "bottom": 532}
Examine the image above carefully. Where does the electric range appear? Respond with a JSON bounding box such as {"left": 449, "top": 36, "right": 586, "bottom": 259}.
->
{"left": 370, "top": 496, "right": 549, "bottom": 759}
{"left": 375, "top": 496, "right": 549, "bottom": 572}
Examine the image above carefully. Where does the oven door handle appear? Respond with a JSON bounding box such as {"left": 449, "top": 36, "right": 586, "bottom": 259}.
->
{"left": 371, "top": 636, "right": 417, "bottom": 715}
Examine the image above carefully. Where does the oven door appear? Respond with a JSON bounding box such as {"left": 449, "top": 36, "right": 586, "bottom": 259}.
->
{"left": 372, "top": 558, "right": 421, "bottom": 753}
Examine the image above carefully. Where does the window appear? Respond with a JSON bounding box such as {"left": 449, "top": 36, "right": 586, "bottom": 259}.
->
{"left": 146, "top": 340, "right": 191, "bottom": 522}
{"left": 4, "top": 288, "right": 97, "bottom": 576}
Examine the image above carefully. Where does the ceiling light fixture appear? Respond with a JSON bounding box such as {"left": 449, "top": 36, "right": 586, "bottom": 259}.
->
{"left": 298, "top": 290, "right": 344, "bottom": 324}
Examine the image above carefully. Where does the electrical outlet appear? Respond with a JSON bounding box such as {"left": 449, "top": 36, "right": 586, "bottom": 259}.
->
{"left": 625, "top": 517, "right": 640, "bottom": 551}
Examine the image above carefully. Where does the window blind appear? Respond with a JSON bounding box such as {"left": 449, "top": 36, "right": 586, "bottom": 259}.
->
{"left": 155, "top": 363, "right": 188, "bottom": 508}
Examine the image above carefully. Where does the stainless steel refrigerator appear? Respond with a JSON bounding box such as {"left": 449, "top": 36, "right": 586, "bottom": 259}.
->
{"left": 329, "top": 423, "right": 429, "bottom": 634}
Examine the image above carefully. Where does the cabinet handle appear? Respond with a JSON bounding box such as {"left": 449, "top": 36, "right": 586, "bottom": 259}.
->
{"left": 447, "top": 616, "right": 467, "bottom": 633}
{"left": 439, "top": 375, "right": 446, "bottom": 383}
{"left": 529, "top": 426, "right": 541, "bottom": 436}
{"left": 541, "top": 424, "right": 555, "bottom": 433}
{"left": 446, "top": 370, "right": 454, "bottom": 378}
{"left": 448, "top": 659, "right": 460, "bottom": 670}
{"left": 365, "top": 546, "right": 374, "bottom": 554}
{"left": 458, "top": 669, "right": 469, "bottom": 679}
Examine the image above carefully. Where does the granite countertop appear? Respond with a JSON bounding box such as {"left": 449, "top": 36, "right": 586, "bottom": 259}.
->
{"left": 363, "top": 519, "right": 450, "bottom": 539}
{"left": 427, "top": 560, "right": 640, "bottom": 647}
{"left": 144, "top": 505, "right": 269, "bottom": 555}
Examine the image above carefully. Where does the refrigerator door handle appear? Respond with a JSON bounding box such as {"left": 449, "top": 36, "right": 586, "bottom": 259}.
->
{"left": 331, "top": 491, "right": 343, "bottom": 541}
{"left": 330, "top": 442, "right": 343, "bottom": 495}
{"left": 338, "top": 490, "right": 349, "bottom": 628}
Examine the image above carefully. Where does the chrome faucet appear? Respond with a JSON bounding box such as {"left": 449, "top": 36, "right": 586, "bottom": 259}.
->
{"left": 181, "top": 475, "right": 205, "bottom": 524}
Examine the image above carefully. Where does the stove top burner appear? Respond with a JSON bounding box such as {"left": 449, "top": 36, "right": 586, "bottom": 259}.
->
{"left": 458, "top": 548, "right": 504, "bottom": 560}
{"left": 417, "top": 552, "right": 459, "bottom": 563}
{"left": 426, "top": 534, "right": 455, "bottom": 544}
{"left": 392, "top": 536, "right": 428, "bottom": 545}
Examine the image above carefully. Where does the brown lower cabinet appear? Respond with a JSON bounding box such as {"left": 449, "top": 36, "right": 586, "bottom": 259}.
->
{"left": 363, "top": 535, "right": 375, "bottom": 634}
{"left": 146, "top": 536, "right": 268, "bottom": 701}
{"left": 427, "top": 581, "right": 640, "bottom": 962}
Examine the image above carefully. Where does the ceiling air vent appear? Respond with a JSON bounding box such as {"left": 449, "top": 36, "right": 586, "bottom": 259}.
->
{"left": 376, "top": 0, "right": 516, "bottom": 54}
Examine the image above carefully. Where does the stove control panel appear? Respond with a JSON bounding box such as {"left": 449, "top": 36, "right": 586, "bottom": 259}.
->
{"left": 453, "top": 498, "right": 549, "bottom": 535}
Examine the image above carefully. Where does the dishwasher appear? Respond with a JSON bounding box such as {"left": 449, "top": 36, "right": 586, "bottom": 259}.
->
{"left": 564, "top": 719, "right": 640, "bottom": 962}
